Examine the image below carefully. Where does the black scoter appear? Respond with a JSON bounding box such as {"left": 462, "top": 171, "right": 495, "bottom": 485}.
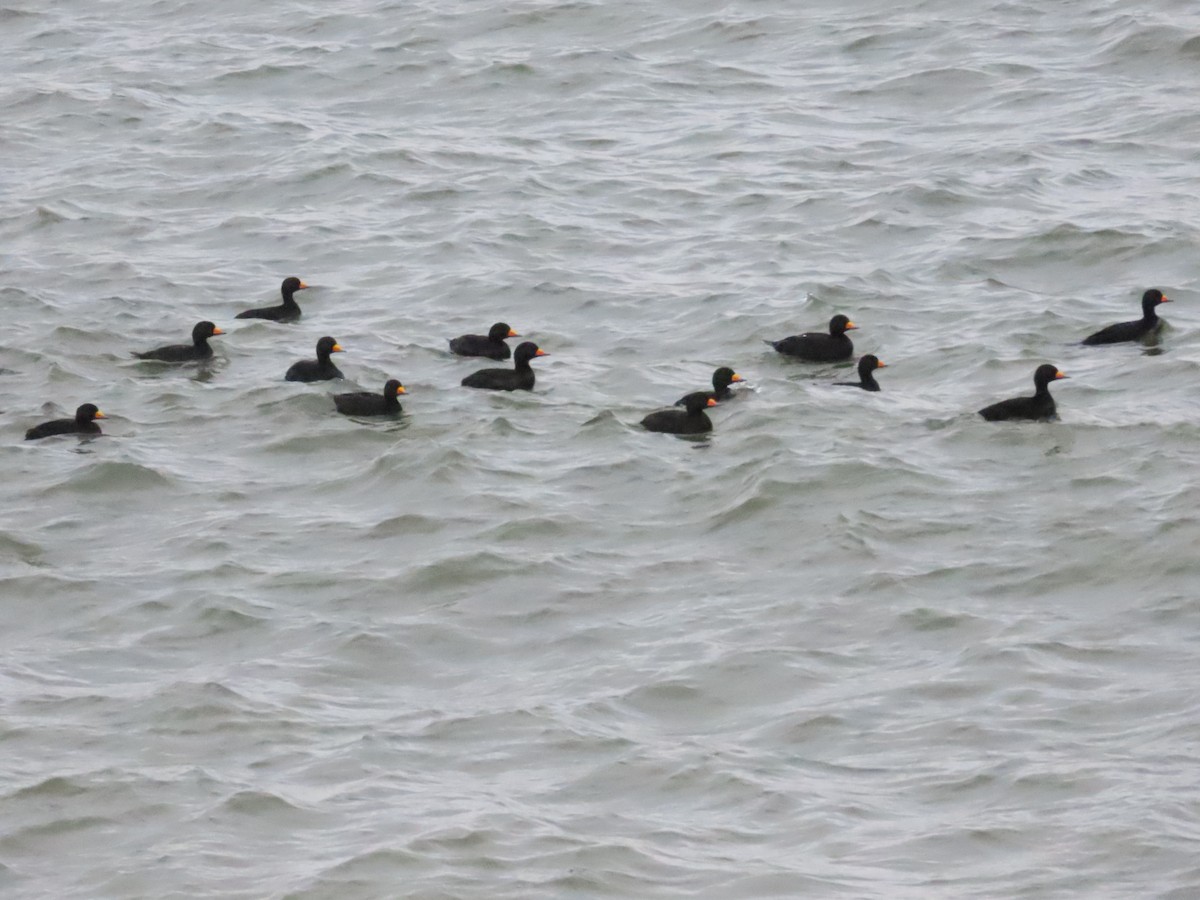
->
{"left": 978, "top": 364, "right": 1067, "bottom": 422}
{"left": 768, "top": 314, "right": 857, "bottom": 362}
{"left": 133, "top": 321, "right": 224, "bottom": 362}
{"left": 461, "top": 341, "right": 547, "bottom": 391}
{"left": 334, "top": 379, "right": 406, "bottom": 416}
{"left": 25, "top": 403, "right": 106, "bottom": 440}
{"left": 677, "top": 367, "right": 745, "bottom": 405}
{"left": 1082, "top": 289, "right": 1169, "bottom": 345}
{"left": 643, "top": 392, "right": 717, "bottom": 435}
{"left": 833, "top": 355, "right": 886, "bottom": 392}
{"left": 286, "top": 336, "right": 345, "bottom": 382}
{"left": 449, "top": 322, "right": 518, "bottom": 360}
{"left": 236, "top": 276, "right": 309, "bottom": 323}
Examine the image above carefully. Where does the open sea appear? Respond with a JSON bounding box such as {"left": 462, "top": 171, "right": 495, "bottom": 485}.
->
{"left": 4, "top": 1, "right": 1200, "bottom": 897}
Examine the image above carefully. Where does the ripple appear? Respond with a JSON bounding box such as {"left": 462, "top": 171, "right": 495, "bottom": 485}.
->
{"left": 4, "top": 2, "right": 1200, "bottom": 897}
{"left": 39, "top": 460, "right": 174, "bottom": 495}
{"left": 218, "top": 789, "right": 304, "bottom": 816}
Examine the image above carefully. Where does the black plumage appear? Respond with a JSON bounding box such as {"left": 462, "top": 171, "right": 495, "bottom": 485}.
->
{"left": 286, "top": 336, "right": 345, "bottom": 382}
{"left": 833, "top": 355, "right": 886, "bottom": 392}
{"left": 236, "top": 276, "right": 309, "bottom": 322}
{"left": 978, "top": 364, "right": 1067, "bottom": 422}
{"left": 768, "top": 314, "right": 857, "bottom": 362}
{"left": 133, "top": 321, "right": 224, "bottom": 362}
{"left": 677, "top": 367, "right": 744, "bottom": 406}
{"left": 1082, "top": 289, "right": 1169, "bottom": 345}
{"left": 25, "top": 403, "right": 105, "bottom": 440}
{"left": 449, "top": 322, "right": 518, "bottom": 360}
{"left": 334, "top": 379, "right": 406, "bottom": 416}
{"left": 643, "top": 392, "right": 717, "bottom": 435}
{"left": 461, "top": 341, "right": 547, "bottom": 391}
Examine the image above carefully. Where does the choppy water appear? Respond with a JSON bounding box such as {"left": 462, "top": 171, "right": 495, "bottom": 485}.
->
{"left": 4, "top": 1, "right": 1200, "bottom": 896}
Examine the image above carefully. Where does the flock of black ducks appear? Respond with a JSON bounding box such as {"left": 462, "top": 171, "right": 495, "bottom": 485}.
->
{"left": 22, "top": 281, "right": 1171, "bottom": 440}
{"left": 22, "top": 277, "right": 551, "bottom": 441}
{"left": 638, "top": 287, "right": 1169, "bottom": 435}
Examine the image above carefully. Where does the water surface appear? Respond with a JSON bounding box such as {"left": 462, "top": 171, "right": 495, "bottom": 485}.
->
{"left": 3, "top": 1, "right": 1200, "bottom": 897}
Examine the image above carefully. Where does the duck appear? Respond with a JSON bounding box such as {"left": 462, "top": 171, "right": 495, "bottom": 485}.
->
{"left": 1082, "top": 289, "right": 1170, "bottom": 345}
{"left": 768, "top": 314, "right": 857, "bottom": 362}
{"left": 642, "top": 392, "right": 717, "bottom": 435}
{"left": 449, "top": 322, "right": 518, "bottom": 360}
{"left": 133, "top": 321, "right": 224, "bottom": 362}
{"left": 285, "top": 336, "right": 345, "bottom": 382}
{"left": 334, "top": 379, "right": 406, "bottom": 416}
{"left": 25, "top": 403, "right": 106, "bottom": 440}
{"left": 677, "top": 367, "right": 745, "bottom": 405}
{"left": 978, "top": 364, "right": 1067, "bottom": 421}
{"left": 833, "top": 355, "right": 886, "bottom": 391}
{"left": 461, "top": 341, "right": 547, "bottom": 391}
{"left": 236, "top": 276, "right": 309, "bottom": 322}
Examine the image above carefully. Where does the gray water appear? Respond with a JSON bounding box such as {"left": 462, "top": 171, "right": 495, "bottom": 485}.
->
{"left": 4, "top": 1, "right": 1200, "bottom": 897}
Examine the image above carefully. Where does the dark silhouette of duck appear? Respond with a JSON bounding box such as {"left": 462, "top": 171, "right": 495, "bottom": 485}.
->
{"left": 833, "top": 355, "right": 886, "bottom": 392}
{"left": 768, "top": 314, "right": 857, "bottom": 361}
{"left": 1082, "top": 289, "right": 1170, "bottom": 345}
{"left": 449, "top": 322, "right": 518, "bottom": 360}
{"left": 643, "top": 392, "right": 717, "bottom": 435}
{"left": 25, "top": 403, "right": 106, "bottom": 440}
{"left": 461, "top": 341, "right": 547, "bottom": 391}
{"left": 978, "top": 364, "right": 1067, "bottom": 421}
{"left": 334, "top": 379, "right": 406, "bottom": 416}
{"left": 677, "top": 367, "right": 745, "bottom": 405}
{"left": 236, "top": 276, "right": 309, "bottom": 322}
{"left": 133, "top": 321, "right": 224, "bottom": 362}
{"left": 286, "top": 336, "right": 345, "bottom": 382}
